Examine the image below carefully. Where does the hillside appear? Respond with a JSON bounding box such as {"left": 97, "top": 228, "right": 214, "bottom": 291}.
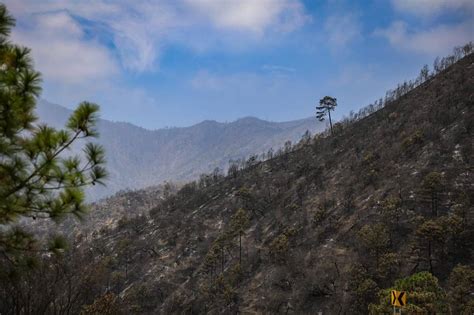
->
{"left": 37, "top": 101, "right": 324, "bottom": 200}
{"left": 2, "top": 54, "right": 473, "bottom": 314}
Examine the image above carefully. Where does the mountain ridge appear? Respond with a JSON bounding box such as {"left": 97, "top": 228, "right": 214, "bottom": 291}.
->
{"left": 37, "top": 100, "right": 316, "bottom": 132}
{"left": 36, "top": 100, "right": 324, "bottom": 200}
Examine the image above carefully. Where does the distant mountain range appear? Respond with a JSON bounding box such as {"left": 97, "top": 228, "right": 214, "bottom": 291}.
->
{"left": 36, "top": 100, "right": 323, "bottom": 200}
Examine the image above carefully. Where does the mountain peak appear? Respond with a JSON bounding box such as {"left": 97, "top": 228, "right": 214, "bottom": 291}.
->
{"left": 236, "top": 116, "right": 263, "bottom": 122}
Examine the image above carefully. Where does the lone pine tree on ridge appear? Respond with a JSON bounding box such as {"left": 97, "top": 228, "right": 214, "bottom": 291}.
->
{"left": 316, "top": 96, "right": 337, "bottom": 135}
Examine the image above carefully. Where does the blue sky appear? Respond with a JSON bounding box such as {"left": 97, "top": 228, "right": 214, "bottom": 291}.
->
{"left": 6, "top": 0, "right": 473, "bottom": 129}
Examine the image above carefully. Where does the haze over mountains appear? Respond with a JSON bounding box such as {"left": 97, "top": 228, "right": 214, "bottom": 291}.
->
{"left": 36, "top": 100, "right": 324, "bottom": 200}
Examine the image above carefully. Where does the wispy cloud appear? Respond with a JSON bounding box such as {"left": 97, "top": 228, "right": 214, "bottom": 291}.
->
{"left": 5, "top": 0, "right": 310, "bottom": 122}
{"left": 374, "top": 20, "right": 473, "bottom": 55}
{"left": 6, "top": 0, "right": 309, "bottom": 76}
{"left": 12, "top": 11, "right": 118, "bottom": 84}
{"left": 324, "top": 13, "right": 362, "bottom": 50}
{"left": 391, "top": 0, "right": 474, "bottom": 17}
{"left": 7, "top": 1, "right": 180, "bottom": 73}
{"left": 4, "top": 0, "right": 471, "bottom": 129}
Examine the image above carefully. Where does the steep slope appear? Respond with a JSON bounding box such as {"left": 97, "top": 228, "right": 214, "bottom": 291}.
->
{"left": 3, "top": 54, "right": 473, "bottom": 314}
{"left": 36, "top": 101, "right": 323, "bottom": 200}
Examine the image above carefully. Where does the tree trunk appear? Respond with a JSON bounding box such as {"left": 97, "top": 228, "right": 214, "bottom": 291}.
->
{"left": 428, "top": 241, "right": 433, "bottom": 274}
{"left": 221, "top": 246, "right": 225, "bottom": 273}
{"left": 328, "top": 109, "right": 333, "bottom": 135}
{"left": 239, "top": 233, "right": 242, "bottom": 265}
{"left": 430, "top": 190, "right": 440, "bottom": 217}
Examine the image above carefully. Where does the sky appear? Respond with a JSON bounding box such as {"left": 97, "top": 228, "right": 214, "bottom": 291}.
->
{"left": 5, "top": 0, "right": 473, "bottom": 129}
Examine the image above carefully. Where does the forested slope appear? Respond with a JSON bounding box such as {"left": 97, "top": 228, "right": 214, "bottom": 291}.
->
{"left": 1, "top": 53, "right": 473, "bottom": 314}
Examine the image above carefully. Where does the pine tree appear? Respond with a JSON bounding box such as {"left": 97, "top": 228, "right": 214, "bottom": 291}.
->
{"left": 357, "top": 223, "right": 390, "bottom": 265}
{"left": 369, "top": 272, "right": 448, "bottom": 314}
{"left": 229, "top": 208, "right": 249, "bottom": 265}
{"left": 414, "top": 220, "right": 445, "bottom": 274}
{"left": 0, "top": 4, "right": 107, "bottom": 262}
{"left": 316, "top": 96, "right": 337, "bottom": 135}
{"left": 447, "top": 265, "right": 474, "bottom": 314}
{"left": 421, "top": 172, "right": 443, "bottom": 217}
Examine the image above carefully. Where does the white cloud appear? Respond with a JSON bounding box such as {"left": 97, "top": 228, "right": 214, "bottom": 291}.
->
{"left": 12, "top": 11, "right": 118, "bottom": 84}
{"left": 6, "top": 1, "right": 179, "bottom": 73}
{"left": 391, "top": 0, "right": 474, "bottom": 17}
{"left": 374, "top": 21, "right": 473, "bottom": 55}
{"left": 324, "top": 13, "right": 362, "bottom": 49}
{"left": 3, "top": 0, "right": 310, "bottom": 128}
{"left": 5, "top": 0, "right": 309, "bottom": 76}
{"left": 186, "top": 0, "right": 310, "bottom": 34}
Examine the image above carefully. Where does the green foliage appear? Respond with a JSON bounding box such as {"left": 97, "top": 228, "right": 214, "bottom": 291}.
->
{"left": 353, "top": 280, "right": 379, "bottom": 313}
{"left": 379, "top": 196, "right": 403, "bottom": 226}
{"left": 358, "top": 223, "right": 390, "bottom": 259}
{"left": 236, "top": 187, "right": 267, "bottom": 216}
{"left": 362, "top": 152, "right": 378, "bottom": 164}
{"left": 401, "top": 129, "right": 424, "bottom": 151}
{"left": 447, "top": 265, "right": 474, "bottom": 314}
{"left": 81, "top": 292, "right": 123, "bottom": 315}
{"left": 201, "top": 269, "right": 239, "bottom": 308}
{"left": 312, "top": 206, "right": 328, "bottom": 225}
{"left": 203, "top": 241, "right": 222, "bottom": 274}
{"left": 203, "top": 208, "right": 250, "bottom": 275}
{"left": 47, "top": 235, "right": 69, "bottom": 255}
{"left": 236, "top": 186, "right": 250, "bottom": 196}
{"left": 376, "top": 252, "right": 400, "bottom": 282}
{"left": 421, "top": 171, "right": 443, "bottom": 216}
{"left": 269, "top": 234, "right": 289, "bottom": 260}
{"left": 269, "top": 227, "right": 297, "bottom": 263}
{"left": 452, "top": 191, "right": 471, "bottom": 223}
{"left": 416, "top": 220, "right": 444, "bottom": 242}
{"left": 229, "top": 208, "right": 250, "bottom": 237}
{"left": 422, "top": 172, "right": 443, "bottom": 193}
{"left": 369, "top": 272, "right": 449, "bottom": 314}
{"left": 414, "top": 219, "right": 445, "bottom": 274}
{"left": 348, "top": 264, "right": 379, "bottom": 313}
{"left": 437, "top": 213, "right": 472, "bottom": 264}
{"left": 199, "top": 262, "right": 243, "bottom": 312}
{"left": 0, "top": 4, "right": 107, "bottom": 261}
